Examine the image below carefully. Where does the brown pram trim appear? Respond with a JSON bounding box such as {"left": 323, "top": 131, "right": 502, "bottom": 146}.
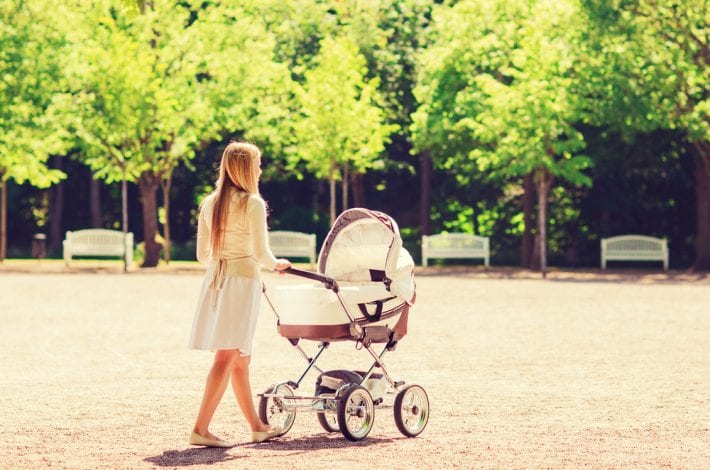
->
{"left": 278, "top": 304, "right": 409, "bottom": 342}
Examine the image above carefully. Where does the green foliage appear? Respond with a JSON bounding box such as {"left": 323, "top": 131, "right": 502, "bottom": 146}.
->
{"left": 579, "top": 0, "right": 709, "bottom": 269}
{"left": 223, "top": 0, "right": 333, "bottom": 69}
{"left": 331, "top": 0, "right": 432, "bottom": 129}
{"left": 290, "top": 35, "right": 398, "bottom": 180}
{"left": 61, "top": 0, "right": 293, "bottom": 184}
{"left": 0, "top": 0, "right": 703, "bottom": 269}
{"left": 0, "top": 0, "right": 68, "bottom": 186}
{"left": 64, "top": 1, "right": 204, "bottom": 181}
{"left": 580, "top": 0, "right": 709, "bottom": 143}
{"left": 194, "top": 3, "right": 295, "bottom": 155}
{"left": 413, "top": 0, "right": 591, "bottom": 187}
{"left": 441, "top": 201, "right": 474, "bottom": 233}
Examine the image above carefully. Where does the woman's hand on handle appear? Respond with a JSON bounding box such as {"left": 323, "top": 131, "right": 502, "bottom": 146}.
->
{"left": 275, "top": 259, "right": 291, "bottom": 274}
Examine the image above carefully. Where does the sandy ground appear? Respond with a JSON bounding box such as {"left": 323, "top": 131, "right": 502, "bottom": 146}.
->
{"left": 0, "top": 264, "right": 708, "bottom": 469}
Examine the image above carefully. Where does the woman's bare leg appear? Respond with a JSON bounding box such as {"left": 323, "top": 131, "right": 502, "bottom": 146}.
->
{"left": 230, "top": 353, "right": 271, "bottom": 432}
{"left": 193, "top": 350, "right": 239, "bottom": 437}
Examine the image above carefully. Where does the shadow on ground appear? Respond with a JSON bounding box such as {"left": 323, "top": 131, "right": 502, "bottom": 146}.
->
{"left": 145, "top": 434, "right": 396, "bottom": 466}
{"left": 144, "top": 448, "right": 241, "bottom": 467}
{"left": 250, "top": 433, "right": 397, "bottom": 452}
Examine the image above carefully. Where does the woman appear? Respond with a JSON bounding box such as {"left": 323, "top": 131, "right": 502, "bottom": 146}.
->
{"left": 188, "top": 141, "right": 291, "bottom": 447}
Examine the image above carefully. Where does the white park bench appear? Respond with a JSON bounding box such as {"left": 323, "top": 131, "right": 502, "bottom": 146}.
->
{"left": 269, "top": 230, "right": 317, "bottom": 267}
{"left": 600, "top": 234, "right": 668, "bottom": 271}
{"left": 421, "top": 233, "right": 490, "bottom": 267}
{"left": 63, "top": 229, "right": 134, "bottom": 266}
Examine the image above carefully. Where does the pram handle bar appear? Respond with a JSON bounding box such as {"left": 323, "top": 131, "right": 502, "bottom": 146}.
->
{"left": 284, "top": 267, "right": 338, "bottom": 291}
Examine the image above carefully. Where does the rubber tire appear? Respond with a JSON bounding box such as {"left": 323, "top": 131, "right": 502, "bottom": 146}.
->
{"left": 315, "top": 387, "right": 339, "bottom": 433}
{"left": 393, "top": 384, "right": 429, "bottom": 437}
{"left": 317, "top": 411, "right": 339, "bottom": 433}
{"left": 336, "top": 385, "right": 374, "bottom": 441}
{"left": 258, "top": 384, "right": 296, "bottom": 436}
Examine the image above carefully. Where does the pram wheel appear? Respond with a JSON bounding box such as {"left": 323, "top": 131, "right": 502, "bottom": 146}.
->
{"left": 393, "top": 384, "right": 429, "bottom": 437}
{"left": 337, "top": 385, "right": 375, "bottom": 441}
{"left": 314, "top": 370, "right": 361, "bottom": 433}
{"left": 315, "top": 390, "right": 339, "bottom": 433}
{"left": 258, "top": 384, "right": 296, "bottom": 436}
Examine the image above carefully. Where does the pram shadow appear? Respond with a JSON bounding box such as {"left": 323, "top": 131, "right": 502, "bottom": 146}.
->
{"left": 254, "top": 432, "right": 398, "bottom": 452}
{"left": 144, "top": 447, "right": 242, "bottom": 467}
{"left": 143, "top": 434, "right": 397, "bottom": 466}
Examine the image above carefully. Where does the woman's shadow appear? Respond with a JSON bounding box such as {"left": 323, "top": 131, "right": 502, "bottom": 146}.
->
{"left": 144, "top": 434, "right": 396, "bottom": 466}
{"left": 144, "top": 447, "right": 242, "bottom": 467}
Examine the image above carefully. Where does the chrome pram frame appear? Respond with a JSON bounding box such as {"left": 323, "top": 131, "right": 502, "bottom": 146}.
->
{"left": 257, "top": 267, "right": 429, "bottom": 442}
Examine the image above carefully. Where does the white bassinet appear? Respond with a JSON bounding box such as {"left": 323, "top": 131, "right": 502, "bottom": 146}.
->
{"left": 268, "top": 208, "right": 416, "bottom": 343}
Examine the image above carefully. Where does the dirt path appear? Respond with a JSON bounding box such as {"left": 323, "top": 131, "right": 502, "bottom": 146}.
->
{"left": 0, "top": 268, "right": 708, "bottom": 468}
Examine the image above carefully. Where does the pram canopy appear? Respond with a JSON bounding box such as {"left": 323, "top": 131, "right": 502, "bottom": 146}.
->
{"left": 317, "top": 208, "right": 416, "bottom": 305}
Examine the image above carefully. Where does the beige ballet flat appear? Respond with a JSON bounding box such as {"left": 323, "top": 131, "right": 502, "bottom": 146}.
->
{"left": 250, "top": 426, "right": 282, "bottom": 443}
{"left": 189, "top": 431, "right": 235, "bottom": 448}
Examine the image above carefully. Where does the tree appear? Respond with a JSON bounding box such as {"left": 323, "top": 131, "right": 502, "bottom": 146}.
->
{"left": 413, "top": 0, "right": 591, "bottom": 273}
{"left": 411, "top": 1, "right": 494, "bottom": 241}
{"left": 66, "top": 0, "right": 290, "bottom": 267}
{"left": 335, "top": 0, "right": 434, "bottom": 222}
{"left": 291, "top": 36, "right": 397, "bottom": 225}
{"left": 580, "top": 0, "right": 710, "bottom": 270}
{"left": 0, "top": 0, "right": 68, "bottom": 260}
{"left": 195, "top": 2, "right": 295, "bottom": 167}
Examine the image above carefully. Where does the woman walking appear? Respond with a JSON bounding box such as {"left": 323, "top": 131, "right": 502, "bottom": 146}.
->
{"left": 188, "top": 141, "right": 291, "bottom": 447}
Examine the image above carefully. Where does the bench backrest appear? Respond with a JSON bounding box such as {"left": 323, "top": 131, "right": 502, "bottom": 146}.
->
{"left": 269, "top": 231, "right": 316, "bottom": 262}
{"left": 423, "top": 233, "right": 488, "bottom": 253}
{"left": 421, "top": 233, "right": 490, "bottom": 267}
{"left": 602, "top": 235, "right": 667, "bottom": 255}
{"left": 66, "top": 229, "right": 133, "bottom": 256}
{"left": 600, "top": 234, "right": 668, "bottom": 270}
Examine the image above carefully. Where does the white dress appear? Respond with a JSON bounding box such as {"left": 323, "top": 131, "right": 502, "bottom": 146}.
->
{"left": 188, "top": 192, "right": 278, "bottom": 354}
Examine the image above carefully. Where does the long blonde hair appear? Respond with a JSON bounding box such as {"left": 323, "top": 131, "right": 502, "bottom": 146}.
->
{"left": 203, "top": 141, "right": 262, "bottom": 256}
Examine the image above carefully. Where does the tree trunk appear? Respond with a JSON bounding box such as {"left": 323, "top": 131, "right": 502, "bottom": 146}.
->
{"left": 419, "top": 151, "right": 432, "bottom": 236}
{"left": 0, "top": 178, "right": 6, "bottom": 262}
{"left": 341, "top": 163, "right": 349, "bottom": 212}
{"left": 329, "top": 172, "right": 336, "bottom": 227}
{"left": 352, "top": 172, "right": 366, "bottom": 208}
{"left": 138, "top": 171, "right": 162, "bottom": 268}
{"left": 160, "top": 172, "right": 172, "bottom": 264}
{"left": 692, "top": 142, "right": 710, "bottom": 271}
{"left": 522, "top": 173, "right": 535, "bottom": 268}
{"left": 48, "top": 155, "right": 64, "bottom": 252}
{"left": 90, "top": 176, "right": 102, "bottom": 228}
{"left": 314, "top": 179, "right": 324, "bottom": 220}
{"left": 530, "top": 233, "right": 541, "bottom": 270}
{"left": 121, "top": 166, "right": 129, "bottom": 272}
{"left": 534, "top": 169, "right": 553, "bottom": 278}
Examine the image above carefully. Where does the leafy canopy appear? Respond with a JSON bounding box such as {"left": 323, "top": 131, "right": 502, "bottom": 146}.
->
{"left": 291, "top": 35, "right": 397, "bottom": 180}
{"left": 413, "top": 0, "right": 591, "bottom": 186}
{"left": 0, "top": 0, "right": 68, "bottom": 186}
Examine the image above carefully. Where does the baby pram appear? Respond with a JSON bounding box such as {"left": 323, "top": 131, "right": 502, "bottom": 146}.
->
{"left": 258, "top": 208, "right": 429, "bottom": 441}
